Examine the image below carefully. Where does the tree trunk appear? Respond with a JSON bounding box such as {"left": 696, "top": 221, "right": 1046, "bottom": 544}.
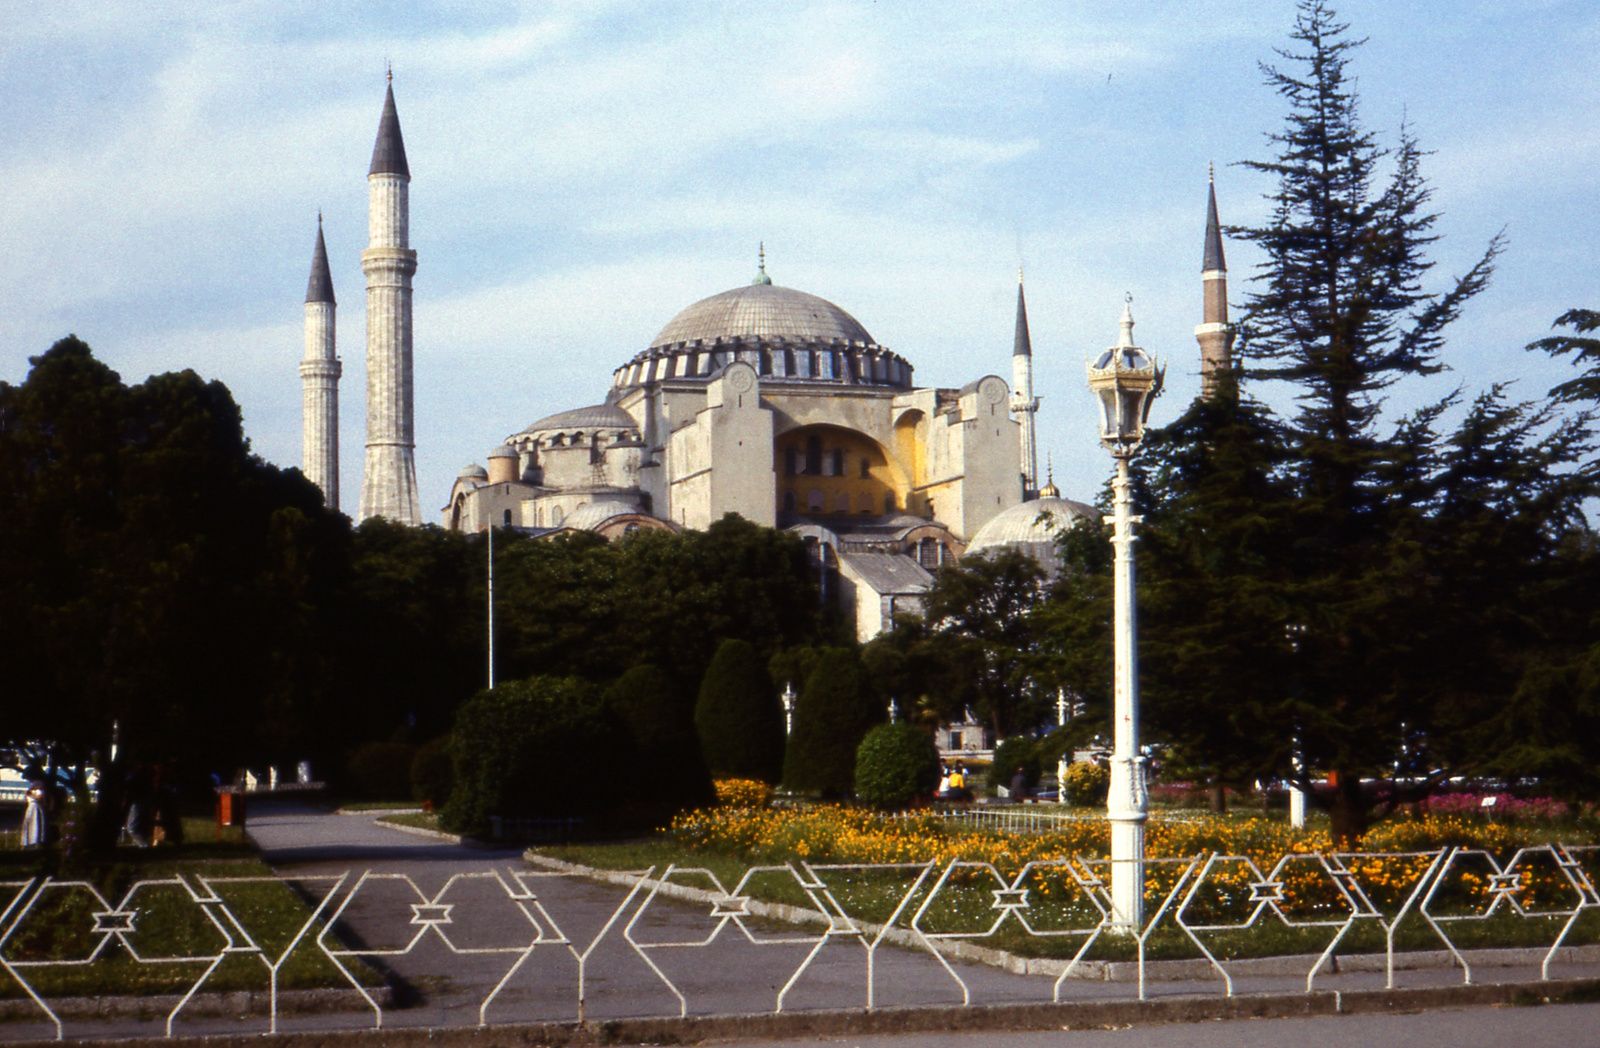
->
{"left": 1327, "top": 770, "right": 1368, "bottom": 848}
{"left": 1208, "top": 782, "right": 1228, "bottom": 815}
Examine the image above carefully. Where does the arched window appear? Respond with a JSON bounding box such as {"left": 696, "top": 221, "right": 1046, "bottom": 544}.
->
{"left": 918, "top": 537, "right": 939, "bottom": 569}
{"left": 807, "top": 489, "right": 825, "bottom": 513}
{"left": 805, "top": 436, "right": 822, "bottom": 475}
{"left": 884, "top": 491, "right": 896, "bottom": 513}
{"left": 783, "top": 490, "right": 798, "bottom": 512}
{"left": 552, "top": 506, "right": 565, "bottom": 526}
{"left": 785, "top": 448, "right": 797, "bottom": 475}
{"left": 834, "top": 493, "right": 850, "bottom": 514}
{"left": 503, "top": 509, "right": 512, "bottom": 525}
{"left": 831, "top": 449, "right": 845, "bottom": 476}
{"left": 860, "top": 457, "right": 871, "bottom": 478}
{"left": 858, "top": 493, "right": 873, "bottom": 514}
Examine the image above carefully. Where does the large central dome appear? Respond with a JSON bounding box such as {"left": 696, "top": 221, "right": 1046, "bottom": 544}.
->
{"left": 649, "top": 283, "right": 875, "bottom": 349}
{"left": 611, "top": 268, "right": 914, "bottom": 393}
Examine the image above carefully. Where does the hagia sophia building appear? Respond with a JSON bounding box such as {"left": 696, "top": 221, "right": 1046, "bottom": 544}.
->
{"left": 301, "top": 81, "right": 1235, "bottom": 642}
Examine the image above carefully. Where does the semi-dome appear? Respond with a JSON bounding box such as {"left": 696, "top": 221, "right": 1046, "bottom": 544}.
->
{"left": 964, "top": 496, "right": 1098, "bottom": 577}
{"left": 612, "top": 275, "right": 914, "bottom": 393}
{"left": 650, "top": 283, "right": 875, "bottom": 349}
{"left": 558, "top": 500, "right": 642, "bottom": 531}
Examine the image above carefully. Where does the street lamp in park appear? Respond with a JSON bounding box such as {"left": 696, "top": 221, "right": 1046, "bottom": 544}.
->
{"left": 1085, "top": 296, "right": 1164, "bottom": 932}
{"left": 782, "top": 683, "right": 797, "bottom": 736}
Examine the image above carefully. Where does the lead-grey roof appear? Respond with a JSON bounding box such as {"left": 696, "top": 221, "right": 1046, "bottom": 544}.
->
{"left": 305, "top": 220, "right": 335, "bottom": 305}
{"left": 1203, "top": 180, "right": 1226, "bottom": 272}
{"left": 520, "top": 403, "right": 636, "bottom": 435}
{"left": 837, "top": 551, "right": 935, "bottom": 595}
{"left": 649, "top": 283, "right": 875, "bottom": 349}
{"left": 369, "top": 83, "right": 410, "bottom": 178}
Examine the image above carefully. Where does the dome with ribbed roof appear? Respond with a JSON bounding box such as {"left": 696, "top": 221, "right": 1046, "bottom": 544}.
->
{"left": 964, "top": 497, "right": 1098, "bottom": 577}
{"left": 650, "top": 283, "right": 875, "bottom": 348}
{"left": 612, "top": 275, "right": 913, "bottom": 393}
{"left": 520, "top": 403, "right": 637, "bottom": 436}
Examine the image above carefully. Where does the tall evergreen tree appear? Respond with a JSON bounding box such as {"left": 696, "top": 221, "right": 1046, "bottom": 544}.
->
{"left": 782, "top": 647, "right": 882, "bottom": 795}
{"left": 1208, "top": 0, "right": 1589, "bottom": 842}
{"left": 694, "top": 639, "right": 785, "bottom": 782}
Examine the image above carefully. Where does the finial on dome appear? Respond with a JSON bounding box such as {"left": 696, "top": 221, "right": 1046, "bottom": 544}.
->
{"left": 1040, "top": 454, "right": 1060, "bottom": 498}
{"left": 752, "top": 241, "right": 772, "bottom": 285}
{"left": 1118, "top": 294, "right": 1136, "bottom": 348}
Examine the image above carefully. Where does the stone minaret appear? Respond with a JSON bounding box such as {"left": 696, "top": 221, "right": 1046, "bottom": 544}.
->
{"left": 300, "top": 216, "right": 340, "bottom": 509}
{"left": 1010, "top": 269, "right": 1040, "bottom": 498}
{"left": 359, "top": 74, "right": 422, "bottom": 525}
{"left": 1195, "top": 172, "right": 1236, "bottom": 397}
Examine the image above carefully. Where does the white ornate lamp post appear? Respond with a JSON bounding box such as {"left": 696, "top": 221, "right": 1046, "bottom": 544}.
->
{"left": 1056, "top": 687, "right": 1070, "bottom": 808}
{"left": 1085, "top": 297, "right": 1164, "bottom": 932}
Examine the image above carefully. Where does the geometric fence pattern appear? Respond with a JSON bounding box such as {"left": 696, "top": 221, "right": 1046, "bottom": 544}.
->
{"left": 0, "top": 843, "right": 1595, "bottom": 1040}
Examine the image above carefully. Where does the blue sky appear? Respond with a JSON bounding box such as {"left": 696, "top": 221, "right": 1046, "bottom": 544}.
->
{"left": 1, "top": 1, "right": 1595, "bottom": 517}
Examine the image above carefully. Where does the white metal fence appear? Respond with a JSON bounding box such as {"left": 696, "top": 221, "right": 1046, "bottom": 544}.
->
{"left": 0, "top": 843, "right": 1595, "bottom": 1041}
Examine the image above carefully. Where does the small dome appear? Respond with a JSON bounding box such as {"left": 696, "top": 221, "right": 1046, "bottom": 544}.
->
{"left": 487, "top": 445, "right": 518, "bottom": 459}
{"left": 458, "top": 463, "right": 488, "bottom": 479}
{"left": 558, "top": 500, "right": 643, "bottom": 531}
{"left": 649, "top": 283, "right": 875, "bottom": 349}
{"left": 965, "top": 497, "right": 1098, "bottom": 576}
{"left": 521, "top": 403, "right": 636, "bottom": 435}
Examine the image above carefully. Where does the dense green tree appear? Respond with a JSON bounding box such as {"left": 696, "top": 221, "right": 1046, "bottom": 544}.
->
{"left": 783, "top": 647, "right": 883, "bottom": 794}
{"left": 0, "top": 338, "right": 349, "bottom": 839}
{"left": 1132, "top": 379, "right": 1297, "bottom": 803}
{"left": 1102, "top": 1, "right": 1598, "bottom": 843}
{"left": 694, "top": 639, "right": 785, "bottom": 782}
{"left": 604, "top": 664, "right": 716, "bottom": 812}
{"left": 442, "top": 675, "right": 630, "bottom": 835}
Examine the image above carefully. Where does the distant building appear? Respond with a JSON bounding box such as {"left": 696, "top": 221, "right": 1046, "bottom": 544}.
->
{"left": 301, "top": 81, "right": 1232, "bottom": 641}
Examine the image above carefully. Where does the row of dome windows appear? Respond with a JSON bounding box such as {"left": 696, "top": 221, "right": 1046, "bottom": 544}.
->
{"left": 527, "top": 429, "right": 639, "bottom": 449}
{"left": 616, "top": 346, "right": 911, "bottom": 387}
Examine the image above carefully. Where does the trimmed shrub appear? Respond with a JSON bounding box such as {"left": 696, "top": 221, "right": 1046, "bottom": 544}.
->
{"left": 1063, "top": 760, "right": 1111, "bottom": 805}
{"left": 855, "top": 723, "right": 940, "bottom": 807}
{"left": 348, "top": 741, "right": 417, "bottom": 800}
{"left": 604, "top": 664, "right": 716, "bottom": 812}
{"left": 694, "top": 640, "right": 785, "bottom": 783}
{"left": 783, "top": 648, "right": 883, "bottom": 795}
{"left": 988, "top": 736, "right": 1041, "bottom": 790}
{"left": 442, "top": 676, "right": 633, "bottom": 836}
{"left": 411, "top": 736, "right": 454, "bottom": 808}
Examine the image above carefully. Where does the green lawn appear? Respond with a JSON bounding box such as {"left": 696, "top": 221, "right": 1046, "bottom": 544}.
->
{"left": 0, "top": 816, "right": 381, "bottom": 1000}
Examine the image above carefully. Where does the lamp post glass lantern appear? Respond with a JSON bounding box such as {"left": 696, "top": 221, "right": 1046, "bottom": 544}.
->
{"left": 1085, "top": 297, "right": 1163, "bottom": 932}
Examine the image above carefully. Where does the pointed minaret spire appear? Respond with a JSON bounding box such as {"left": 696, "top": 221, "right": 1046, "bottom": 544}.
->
{"left": 360, "top": 76, "right": 422, "bottom": 525}
{"left": 300, "top": 216, "right": 341, "bottom": 510}
{"left": 369, "top": 78, "right": 410, "bottom": 178}
{"left": 1010, "top": 268, "right": 1040, "bottom": 498}
{"left": 752, "top": 241, "right": 772, "bottom": 285}
{"left": 1196, "top": 171, "right": 1236, "bottom": 397}
{"left": 305, "top": 214, "right": 335, "bottom": 305}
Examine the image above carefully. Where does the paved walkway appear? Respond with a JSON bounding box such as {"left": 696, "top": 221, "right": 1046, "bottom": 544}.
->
{"left": 5, "top": 804, "right": 1598, "bottom": 1045}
